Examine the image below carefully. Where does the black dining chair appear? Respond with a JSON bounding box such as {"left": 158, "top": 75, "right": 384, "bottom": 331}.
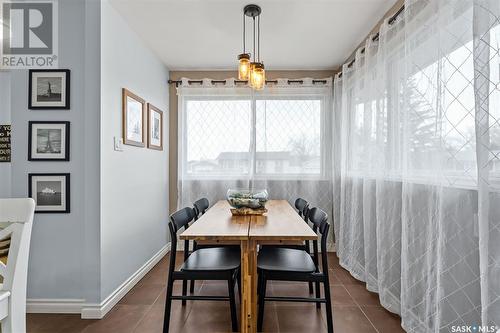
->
{"left": 163, "top": 207, "right": 240, "bottom": 333}
{"left": 256, "top": 207, "right": 334, "bottom": 333}
{"left": 295, "top": 198, "right": 315, "bottom": 294}
{"left": 259, "top": 198, "right": 314, "bottom": 294}
{"left": 189, "top": 198, "right": 241, "bottom": 294}
{"left": 193, "top": 197, "right": 210, "bottom": 219}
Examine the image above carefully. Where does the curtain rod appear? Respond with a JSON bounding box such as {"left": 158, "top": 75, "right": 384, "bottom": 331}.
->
{"left": 167, "top": 79, "right": 329, "bottom": 87}
{"left": 338, "top": 4, "right": 405, "bottom": 78}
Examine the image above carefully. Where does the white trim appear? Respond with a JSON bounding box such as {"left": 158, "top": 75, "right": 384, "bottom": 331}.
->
{"left": 26, "top": 298, "right": 85, "bottom": 314}
{"left": 81, "top": 242, "right": 170, "bottom": 319}
{"left": 26, "top": 243, "right": 171, "bottom": 318}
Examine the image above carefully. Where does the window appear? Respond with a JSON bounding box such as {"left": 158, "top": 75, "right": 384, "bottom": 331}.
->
{"left": 183, "top": 95, "right": 327, "bottom": 179}
{"left": 342, "top": 16, "right": 500, "bottom": 188}
{"left": 256, "top": 99, "right": 322, "bottom": 176}
{"left": 185, "top": 99, "right": 252, "bottom": 176}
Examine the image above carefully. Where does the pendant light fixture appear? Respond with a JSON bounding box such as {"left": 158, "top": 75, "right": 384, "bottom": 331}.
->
{"left": 237, "top": 9, "right": 251, "bottom": 81}
{"left": 237, "top": 4, "right": 265, "bottom": 90}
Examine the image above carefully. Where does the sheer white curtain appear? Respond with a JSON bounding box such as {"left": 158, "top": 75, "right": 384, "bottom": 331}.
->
{"left": 177, "top": 78, "right": 333, "bottom": 235}
{"left": 333, "top": 0, "right": 499, "bottom": 331}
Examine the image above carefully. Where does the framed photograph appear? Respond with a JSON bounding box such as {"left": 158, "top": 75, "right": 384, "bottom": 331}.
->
{"left": 28, "top": 121, "right": 70, "bottom": 161}
{"left": 147, "top": 103, "right": 163, "bottom": 150}
{"left": 29, "top": 69, "right": 71, "bottom": 110}
{"left": 122, "top": 88, "right": 146, "bottom": 147}
{"left": 28, "top": 173, "right": 70, "bottom": 213}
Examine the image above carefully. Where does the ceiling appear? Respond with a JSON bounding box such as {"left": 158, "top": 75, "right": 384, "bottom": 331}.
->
{"left": 109, "top": 0, "right": 397, "bottom": 71}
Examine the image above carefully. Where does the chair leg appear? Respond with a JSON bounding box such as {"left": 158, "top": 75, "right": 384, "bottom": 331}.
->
{"left": 237, "top": 269, "right": 242, "bottom": 299}
{"left": 162, "top": 277, "right": 174, "bottom": 333}
{"left": 315, "top": 281, "right": 321, "bottom": 309}
{"left": 323, "top": 280, "right": 334, "bottom": 333}
{"left": 182, "top": 280, "right": 188, "bottom": 306}
{"left": 228, "top": 276, "right": 238, "bottom": 332}
{"left": 190, "top": 280, "right": 195, "bottom": 294}
{"left": 257, "top": 275, "right": 267, "bottom": 332}
{"left": 257, "top": 270, "right": 262, "bottom": 296}
{"left": 308, "top": 281, "right": 314, "bottom": 294}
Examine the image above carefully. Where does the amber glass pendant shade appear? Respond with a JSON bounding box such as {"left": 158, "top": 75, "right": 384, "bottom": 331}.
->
{"left": 248, "top": 62, "right": 256, "bottom": 88}
{"left": 238, "top": 54, "right": 251, "bottom": 81}
{"left": 250, "top": 62, "right": 265, "bottom": 90}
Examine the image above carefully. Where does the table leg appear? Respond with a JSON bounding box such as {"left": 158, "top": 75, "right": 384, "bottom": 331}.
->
{"left": 241, "top": 240, "right": 257, "bottom": 333}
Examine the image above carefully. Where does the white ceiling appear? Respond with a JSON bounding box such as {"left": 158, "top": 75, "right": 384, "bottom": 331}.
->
{"left": 109, "top": 0, "right": 397, "bottom": 70}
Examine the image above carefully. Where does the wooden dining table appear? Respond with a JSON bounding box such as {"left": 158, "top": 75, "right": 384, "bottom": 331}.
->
{"left": 180, "top": 199, "right": 318, "bottom": 333}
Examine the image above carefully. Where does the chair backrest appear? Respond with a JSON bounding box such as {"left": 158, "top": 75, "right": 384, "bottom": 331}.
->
{"left": 193, "top": 198, "right": 209, "bottom": 220}
{"left": 168, "top": 207, "right": 196, "bottom": 273}
{"left": 294, "top": 198, "right": 309, "bottom": 220}
{"left": 0, "top": 198, "right": 35, "bottom": 333}
{"left": 307, "top": 207, "right": 330, "bottom": 272}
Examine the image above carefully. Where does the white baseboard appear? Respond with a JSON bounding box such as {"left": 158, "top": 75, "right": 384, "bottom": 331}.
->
{"left": 26, "top": 298, "right": 85, "bottom": 314}
{"left": 81, "top": 242, "right": 170, "bottom": 319}
{"left": 26, "top": 242, "right": 170, "bottom": 318}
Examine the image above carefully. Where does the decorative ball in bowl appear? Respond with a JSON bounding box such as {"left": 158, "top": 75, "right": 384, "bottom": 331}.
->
{"left": 227, "top": 189, "right": 268, "bottom": 215}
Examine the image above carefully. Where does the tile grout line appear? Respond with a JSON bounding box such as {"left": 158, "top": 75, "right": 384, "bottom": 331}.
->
{"left": 342, "top": 283, "right": 380, "bottom": 333}
{"left": 269, "top": 283, "right": 281, "bottom": 333}
{"left": 357, "top": 305, "right": 380, "bottom": 333}
{"left": 130, "top": 261, "right": 169, "bottom": 333}
{"left": 130, "top": 300, "right": 159, "bottom": 333}
{"left": 133, "top": 255, "right": 188, "bottom": 333}
{"left": 179, "top": 280, "right": 205, "bottom": 329}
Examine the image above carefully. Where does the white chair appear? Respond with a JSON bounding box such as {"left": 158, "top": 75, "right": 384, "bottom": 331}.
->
{"left": 0, "top": 199, "right": 35, "bottom": 333}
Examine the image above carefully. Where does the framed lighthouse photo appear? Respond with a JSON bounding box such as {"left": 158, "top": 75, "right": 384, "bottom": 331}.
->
{"left": 28, "top": 121, "right": 70, "bottom": 161}
{"left": 122, "top": 88, "right": 146, "bottom": 147}
{"left": 29, "top": 69, "right": 71, "bottom": 110}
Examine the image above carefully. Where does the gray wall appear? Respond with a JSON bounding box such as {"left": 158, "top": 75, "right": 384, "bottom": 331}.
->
{"left": 83, "top": 0, "right": 102, "bottom": 304}
{"left": 100, "top": 0, "right": 169, "bottom": 299}
{"left": 0, "top": 0, "right": 168, "bottom": 306}
{"left": 1, "top": 0, "right": 101, "bottom": 300}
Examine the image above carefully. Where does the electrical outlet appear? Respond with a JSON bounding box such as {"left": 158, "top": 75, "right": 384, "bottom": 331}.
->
{"left": 114, "top": 137, "right": 124, "bottom": 151}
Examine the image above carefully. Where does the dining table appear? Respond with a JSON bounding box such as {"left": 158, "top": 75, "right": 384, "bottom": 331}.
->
{"left": 179, "top": 199, "right": 318, "bottom": 333}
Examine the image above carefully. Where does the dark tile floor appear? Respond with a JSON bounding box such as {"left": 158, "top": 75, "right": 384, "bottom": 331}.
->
{"left": 27, "top": 253, "right": 405, "bottom": 333}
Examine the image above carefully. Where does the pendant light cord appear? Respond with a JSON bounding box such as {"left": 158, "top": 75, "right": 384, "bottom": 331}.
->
{"left": 253, "top": 17, "right": 256, "bottom": 62}
{"left": 243, "top": 12, "right": 246, "bottom": 53}
{"left": 258, "top": 15, "right": 260, "bottom": 62}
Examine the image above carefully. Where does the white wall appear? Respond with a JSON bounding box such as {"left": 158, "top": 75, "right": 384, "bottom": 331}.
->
{"left": 100, "top": 0, "right": 169, "bottom": 299}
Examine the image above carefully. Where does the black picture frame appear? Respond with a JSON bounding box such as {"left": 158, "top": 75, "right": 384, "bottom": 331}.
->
{"left": 28, "top": 173, "right": 71, "bottom": 214}
{"left": 28, "top": 121, "right": 70, "bottom": 161}
{"left": 28, "top": 69, "right": 71, "bottom": 110}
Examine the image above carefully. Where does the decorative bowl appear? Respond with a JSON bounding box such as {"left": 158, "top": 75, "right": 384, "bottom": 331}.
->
{"left": 226, "top": 189, "right": 268, "bottom": 209}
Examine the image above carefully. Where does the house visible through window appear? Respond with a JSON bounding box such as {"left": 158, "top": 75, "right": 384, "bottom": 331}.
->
{"left": 183, "top": 97, "right": 324, "bottom": 178}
